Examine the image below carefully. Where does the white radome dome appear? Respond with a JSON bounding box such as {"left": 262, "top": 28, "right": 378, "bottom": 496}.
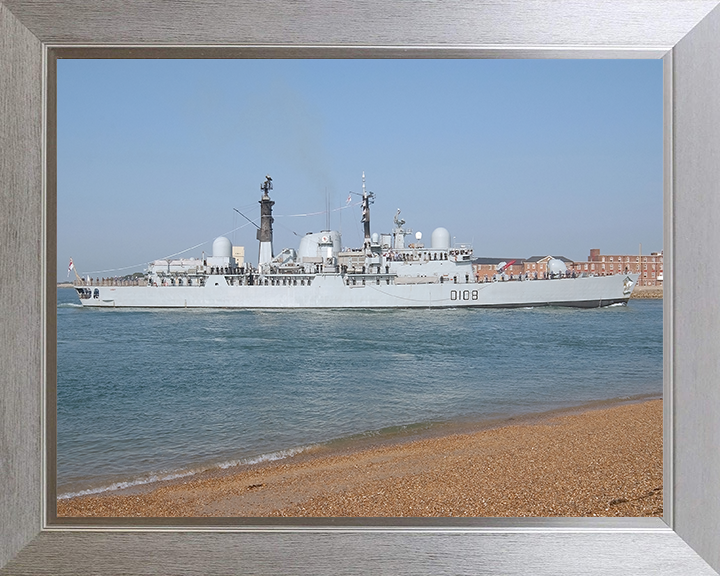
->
{"left": 297, "top": 230, "right": 342, "bottom": 260}
{"left": 547, "top": 258, "right": 568, "bottom": 276}
{"left": 212, "top": 236, "right": 232, "bottom": 258}
{"left": 431, "top": 227, "right": 451, "bottom": 250}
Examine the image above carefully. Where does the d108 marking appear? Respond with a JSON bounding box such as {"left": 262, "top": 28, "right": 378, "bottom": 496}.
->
{"left": 450, "top": 290, "right": 478, "bottom": 301}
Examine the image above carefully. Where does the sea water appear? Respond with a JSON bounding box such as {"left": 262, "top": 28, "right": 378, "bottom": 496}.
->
{"left": 56, "top": 287, "right": 662, "bottom": 498}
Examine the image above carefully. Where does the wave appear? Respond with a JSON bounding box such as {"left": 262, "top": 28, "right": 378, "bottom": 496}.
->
{"left": 217, "top": 445, "right": 312, "bottom": 469}
{"left": 58, "top": 303, "right": 83, "bottom": 308}
{"left": 57, "top": 444, "right": 315, "bottom": 500}
{"left": 57, "top": 470, "right": 198, "bottom": 500}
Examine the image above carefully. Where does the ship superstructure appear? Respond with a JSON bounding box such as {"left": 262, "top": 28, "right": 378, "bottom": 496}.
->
{"left": 74, "top": 175, "right": 637, "bottom": 308}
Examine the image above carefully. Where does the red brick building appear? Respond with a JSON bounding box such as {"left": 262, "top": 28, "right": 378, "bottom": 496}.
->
{"left": 574, "top": 249, "right": 663, "bottom": 287}
{"left": 473, "top": 258, "right": 525, "bottom": 282}
{"left": 473, "top": 250, "right": 663, "bottom": 287}
{"left": 523, "top": 255, "right": 574, "bottom": 279}
{"left": 473, "top": 255, "right": 574, "bottom": 281}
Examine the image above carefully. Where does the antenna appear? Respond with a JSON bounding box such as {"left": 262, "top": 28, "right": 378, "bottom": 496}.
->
{"left": 233, "top": 208, "right": 260, "bottom": 229}
{"left": 261, "top": 174, "right": 273, "bottom": 197}
{"left": 326, "top": 187, "right": 330, "bottom": 230}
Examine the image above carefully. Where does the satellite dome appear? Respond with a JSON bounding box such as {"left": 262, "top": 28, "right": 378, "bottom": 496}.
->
{"left": 297, "top": 230, "right": 342, "bottom": 260}
{"left": 547, "top": 258, "right": 568, "bottom": 277}
{"left": 431, "top": 227, "right": 451, "bottom": 250}
{"left": 212, "top": 236, "right": 232, "bottom": 258}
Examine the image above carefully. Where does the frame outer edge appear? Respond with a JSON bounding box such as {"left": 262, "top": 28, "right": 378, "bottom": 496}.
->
{"left": 2, "top": 0, "right": 719, "bottom": 46}
{"left": 0, "top": 1, "right": 44, "bottom": 569}
{"left": 662, "top": 51, "right": 674, "bottom": 531}
{"left": 1, "top": 0, "right": 720, "bottom": 574}
{"left": 671, "top": 3, "right": 720, "bottom": 572}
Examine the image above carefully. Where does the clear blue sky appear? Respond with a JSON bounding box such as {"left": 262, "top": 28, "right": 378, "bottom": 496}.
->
{"left": 57, "top": 59, "right": 662, "bottom": 279}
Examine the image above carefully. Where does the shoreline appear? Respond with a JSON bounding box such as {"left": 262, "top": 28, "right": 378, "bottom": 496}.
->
{"left": 56, "top": 393, "right": 660, "bottom": 500}
{"left": 57, "top": 397, "right": 663, "bottom": 518}
{"left": 630, "top": 285, "right": 663, "bottom": 299}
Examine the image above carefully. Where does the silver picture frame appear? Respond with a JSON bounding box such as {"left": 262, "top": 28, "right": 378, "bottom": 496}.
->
{"left": 2, "top": 1, "right": 720, "bottom": 574}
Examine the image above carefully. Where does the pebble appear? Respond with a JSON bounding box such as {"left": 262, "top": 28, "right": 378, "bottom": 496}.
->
{"left": 57, "top": 400, "right": 663, "bottom": 518}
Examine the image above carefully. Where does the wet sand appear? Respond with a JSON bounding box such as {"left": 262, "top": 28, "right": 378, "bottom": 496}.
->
{"left": 57, "top": 399, "right": 662, "bottom": 518}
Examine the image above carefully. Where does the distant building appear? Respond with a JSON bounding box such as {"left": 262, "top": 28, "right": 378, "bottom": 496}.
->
{"left": 472, "top": 250, "right": 663, "bottom": 287}
{"left": 473, "top": 257, "right": 524, "bottom": 281}
{"left": 472, "top": 255, "right": 574, "bottom": 281}
{"left": 574, "top": 249, "right": 663, "bottom": 287}
{"left": 523, "top": 255, "right": 574, "bottom": 279}
{"left": 232, "top": 246, "right": 245, "bottom": 267}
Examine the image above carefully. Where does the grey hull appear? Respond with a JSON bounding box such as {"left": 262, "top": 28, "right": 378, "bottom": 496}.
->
{"left": 76, "top": 273, "right": 639, "bottom": 309}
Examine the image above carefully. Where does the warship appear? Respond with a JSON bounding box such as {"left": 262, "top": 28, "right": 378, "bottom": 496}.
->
{"left": 73, "top": 175, "right": 637, "bottom": 308}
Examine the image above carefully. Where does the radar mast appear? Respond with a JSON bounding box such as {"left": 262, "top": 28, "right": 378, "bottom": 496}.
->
{"left": 360, "top": 172, "right": 375, "bottom": 249}
{"left": 257, "top": 175, "right": 275, "bottom": 269}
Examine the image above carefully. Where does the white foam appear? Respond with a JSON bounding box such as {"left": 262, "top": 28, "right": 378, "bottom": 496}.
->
{"left": 57, "top": 469, "right": 198, "bottom": 500}
{"left": 57, "top": 445, "right": 314, "bottom": 500}
{"left": 217, "top": 445, "right": 312, "bottom": 469}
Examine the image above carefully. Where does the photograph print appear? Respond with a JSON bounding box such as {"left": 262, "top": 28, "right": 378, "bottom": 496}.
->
{"left": 56, "top": 58, "right": 663, "bottom": 518}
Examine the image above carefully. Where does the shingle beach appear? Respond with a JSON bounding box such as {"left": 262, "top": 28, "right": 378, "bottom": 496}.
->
{"left": 58, "top": 399, "right": 662, "bottom": 518}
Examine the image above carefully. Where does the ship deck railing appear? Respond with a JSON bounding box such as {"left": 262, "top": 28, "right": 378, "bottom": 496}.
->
{"left": 73, "top": 278, "right": 145, "bottom": 287}
{"left": 71, "top": 271, "right": 604, "bottom": 289}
